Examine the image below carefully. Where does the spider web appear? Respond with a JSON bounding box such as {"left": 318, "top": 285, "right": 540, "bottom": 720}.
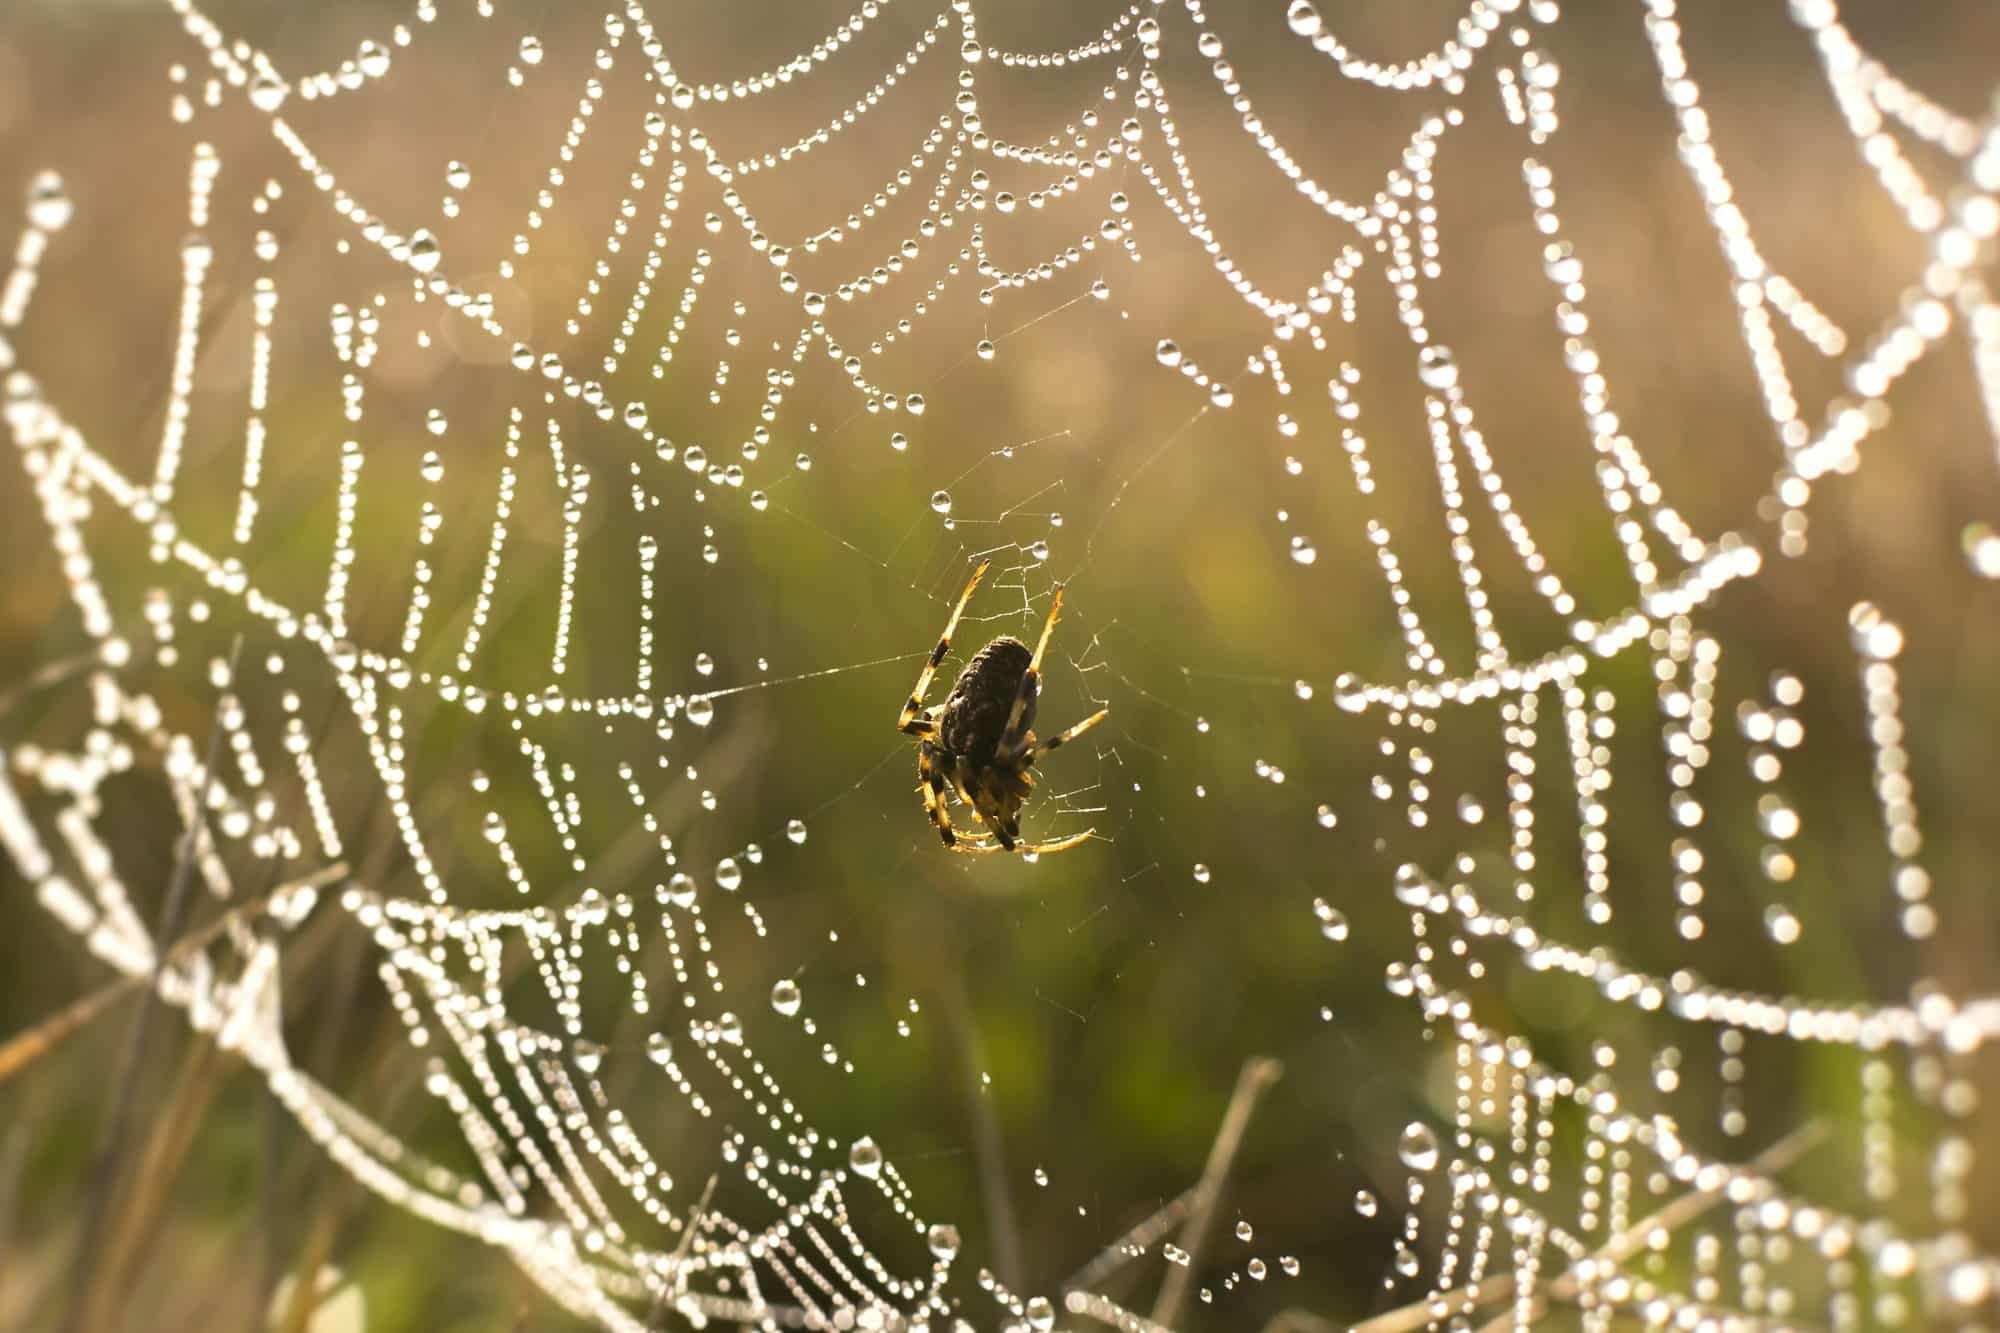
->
{"left": 3, "top": 0, "right": 2000, "bottom": 1329}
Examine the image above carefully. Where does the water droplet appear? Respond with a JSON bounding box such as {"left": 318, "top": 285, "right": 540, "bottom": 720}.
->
{"left": 1289, "top": 536, "right": 1318, "bottom": 565}
{"left": 357, "top": 41, "right": 391, "bottom": 77}
{"left": 1354, "top": 1188, "right": 1378, "bottom": 1217}
{"left": 1155, "top": 339, "right": 1182, "bottom": 367}
{"left": 1286, "top": 0, "right": 1323, "bottom": 36}
{"left": 1120, "top": 118, "right": 1143, "bottom": 143}
{"left": 571, "top": 1039, "right": 604, "bottom": 1076}
{"left": 1963, "top": 522, "right": 2000, "bottom": 578}
{"left": 975, "top": 338, "right": 995, "bottom": 360}
{"left": 482, "top": 811, "right": 506, "bottom": 843}
{"left": 960, "top": 39, "right": 983, "bottom": 63}
{"left": 424, "top": 407, "right": 448, "bottom": 435}
{"left": 419, "top": 451, "right": 444, "bottom": 483}
{"left": 645, "top": 1031, "right": 673, "bottom": 1066}
{"left": 408, "top": 230, "right": 441, "bottom": 275}
{"left": 715, "top": 857, "right": 742, "bottom": 891}
{"left": 1033, "top": 1166, "right": 1049, "bottom": 1186}
{"left": 623, "top": 401, "right": 648, "bottom": 430}
{"left": 1316, "top": 803, "right": 1338, "bottom": 828}
{"left": 249, "top": 72, "right": 288, "bottom": 113}
{"left": 671, "top": 83, "right": 695, "bottom": 110}
{"left": 1192, "top": 863, "right": 1211, "bottom": 884}
{"left": 1026, "top": 1296, "right": 1055, "bottom": 1332}
{"left": 771, "top": 978, "right": 802, "bottom": 1016}
{"left": 694, "top": 652, "right": 715, "bottom": 676}
{"left": 518, "top": 34, "right": 544, "bottom": 65}
{"left": 848, "top": 1136, "right": 884, "bottom": 1177}
{"left": 665, "top": 873, "right": 696, "bottom": 908}
{"left": 29, "top": 171, "right": 75, "bottom": 231}
{"left": 1313, "top": 898, "right": 1348, "bottom": 941}
{"left": 1028, "top": 539, "right": 1050, "bottom": 562}
{"left": 930, "top": 490, "right": 953, "bottom": 515}
{"left": 927, "top": 1223, "right": 960, "bottom": 1260}
{"left": 685, "top": 695, "right": 715, "bottom": 726}
{"left": 905, "top": 393, "right": 927, "bottom": 415}
{"left": 510, "top": 343, "right": 534, "bottom": 371}
{"left": 1234, "top": 1219, "right": 1253, "bottom": 1242}
{"left": 1398, "top": 1121, "right": 1440, "bottom": 1172}
{"left": 1417, "top": 344, "right": 1458, "bottom": 391}
{"left": 786, "top": 818, "right": 808, "bottom": 845}
{"left": 445, "top": 160, "right": 472, "bottom": 190}
{"left": 716, "top": 1012, "right": 744, "bottom": 1045}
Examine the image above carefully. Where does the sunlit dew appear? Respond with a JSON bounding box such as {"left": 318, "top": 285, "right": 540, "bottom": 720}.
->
{"left": 1289, "top": 536, "right": 1317, "bottom": 565}
{"left": 419, "top": 451, "right": 444, "bottom": 483}
{"left": 889, "top": 432, "right": 908, "bottom": 451}
{"left": 770, "top": 978, "right": 802, "bottom": 1017}
{"left": 517, "top": 34, "right": 543, "bottom": 64}
{"left": 927, "top": 1224, "right": 960, "bottom": 1261}
{"left": 645, "top": 1032, "right": 672, "bottom": 1067}
{"left": 847, "top": 1137, "right": 883, "bottom": 1178}
{"left": 1316, "top": 804, "right": 1338, "bottom": 828}
{"left": 694, "top": 652, "right": 714, "bottom": 676}
{"left": 1286, "top": 0, "right": 1322, "bottom": 37}
{"left": 974, "top": 338, "right": 995, "bottom": 360}
{"left": 684, "top": 696, "right": 715, "bottom": 726}
{"left": 1234, "top": 1219, "right": 1253, "bottom": 1242}
{"left": 1192, "top": 863, "right": 1211, "bottom": 884}
{"left": 1965, "top": 522, "right": 2000, "bottom": 577}
{"left": 425, "top": 408, "right": 447, "bottom": 435}
{"left": 1155, "top": 339, "right": 1181, "bottom": 367}
{"left": 929, "top": 489, "right": 953, "bottom": 515}
{"left": 1028, "top": 539, "right": 1051, "bottom": 562}
{"left": 1312, "top": 899, "right": 1348, "bottom": 942}
{"left": 1397, "top": 1121, "right": 1440, "bottom": 1172}
{"left": 715, "top": 857, "right": 742, "bottom": 891}
{"left": 1354, "top": 1189, "right": 1378, "bottom": 1218}
{"left": 785, "top": 818, "right": 808, "bottom": 845}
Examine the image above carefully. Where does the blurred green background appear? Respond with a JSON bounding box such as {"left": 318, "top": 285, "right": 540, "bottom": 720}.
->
{"left": 2, "top": 2, "right": 1999, "bottom": 1329}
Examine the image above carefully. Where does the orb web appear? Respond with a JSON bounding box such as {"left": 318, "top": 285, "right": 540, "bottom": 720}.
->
{"left": 3, "top": 0, "right": 1999, "bottom": 1329}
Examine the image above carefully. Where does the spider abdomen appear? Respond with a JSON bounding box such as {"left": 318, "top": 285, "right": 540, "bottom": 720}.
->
{"left": 939, "top": 636, "right": 1033, "bottom": 764}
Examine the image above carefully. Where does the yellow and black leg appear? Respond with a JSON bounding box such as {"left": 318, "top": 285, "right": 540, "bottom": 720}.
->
{"left": 897, "top": 561, "right": 991, "bottom": 736}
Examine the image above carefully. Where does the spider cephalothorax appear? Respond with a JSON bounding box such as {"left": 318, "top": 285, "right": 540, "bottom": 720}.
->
{"left": 896, "top": 562, "right": 1107, "bottom": 855}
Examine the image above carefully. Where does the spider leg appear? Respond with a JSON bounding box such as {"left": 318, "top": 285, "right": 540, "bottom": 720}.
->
{"left": 918, "top": 746, "right": 961, "bottom": 848}
{"left": 1023, "top": 707, "right": 1109, "bottom": 766}
{"left": 897, "top": 561, "right": 991, "bottom": 735}
{"left": 995, "top": 583, "right": 1065, "bottom": 758}
{"left": 1007, "top": 828, "right": 1098, "bottom": 856}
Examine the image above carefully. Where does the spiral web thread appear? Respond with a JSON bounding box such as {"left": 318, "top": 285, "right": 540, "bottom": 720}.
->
{"left": 3, "top": 0, "right": 2000, "bottom": 1329}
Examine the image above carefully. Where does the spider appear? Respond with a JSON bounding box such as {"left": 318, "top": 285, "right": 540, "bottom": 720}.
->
{"left": 896, "top": 561, "right": 1108, "bottom": 855}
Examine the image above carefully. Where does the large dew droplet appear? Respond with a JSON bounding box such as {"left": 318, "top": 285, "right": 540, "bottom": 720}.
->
{"left": 930, "top": 490, "right": 953, "bottom": 515}
{"left": 771, "top": 978, "right": 802, "bottom": 1017}
{"left": 26, "top": 172, "right": 73, "bottom": 233}
{"left": 848, "top": 1136, "right": 884, "bottom": 1177}
{"left": 1287, "top": 0, "right": 1323, "bottom": 37}
{"left": 1398, "top": 1121, "right": 1440, "bottom": 1172}
{"left": 926, "top": 1223, "right": 960, "bottom": 1261}
{"left": 518, "top": 34, "right": 544, "bottom": 65}
{"left": 1289, "top": 536, "right": 1318, "bottom": 565}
